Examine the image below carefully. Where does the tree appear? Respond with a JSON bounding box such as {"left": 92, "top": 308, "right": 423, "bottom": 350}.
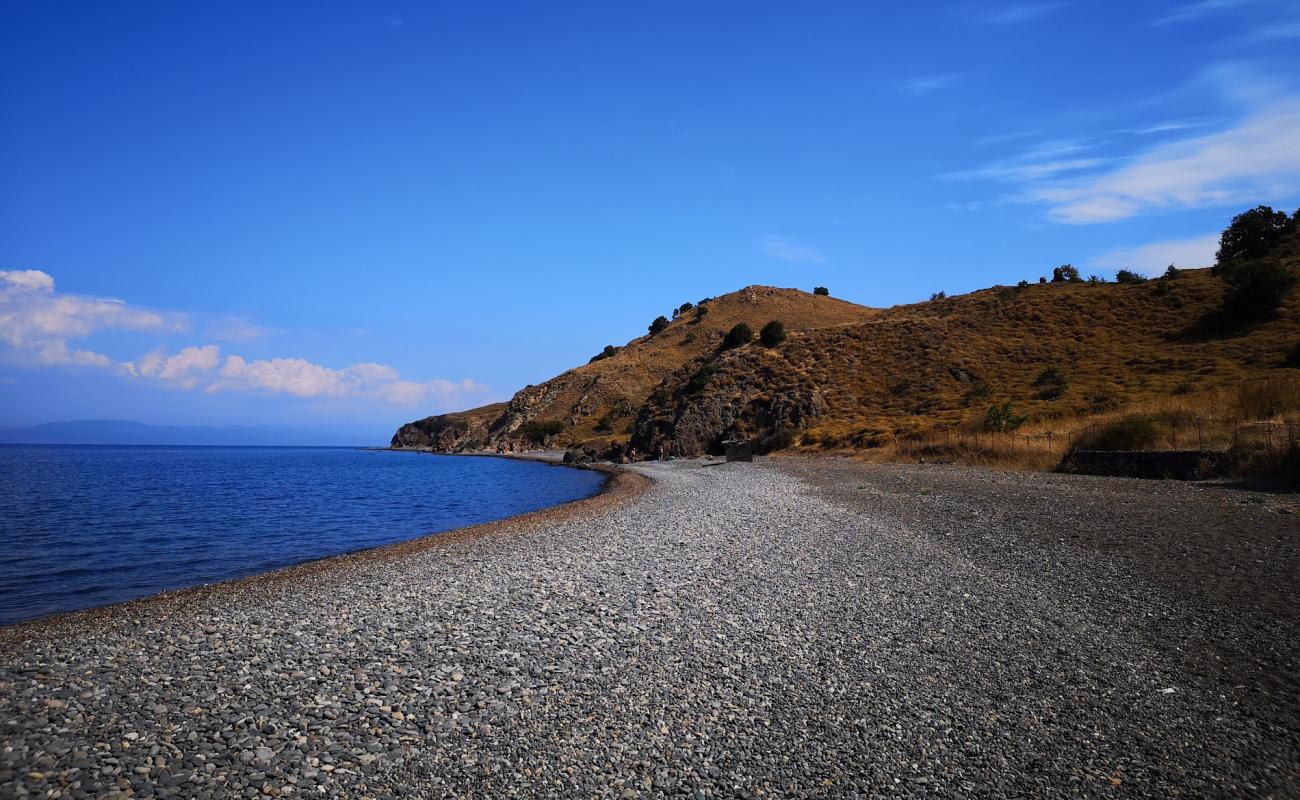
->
{"left": 1214, "top": 205, "right": 1294, "bottom": 266}
{"left": 1219, "top": 259, "right": 1297, "bottom": 321}
{"left": 984, "top": 401, "right": 1028, "bottom": 432}
{"left": 759, "top": 320, "right": 786, "bottom": 347}
{"left": 648, "top": 315, "right": 670, "bottom": 336}
{"left": 1212, "top": 205, "right": 1299, "bottom": 322}
{"left": 1115, "top": 269, "right": 1147, "bottom": 284}
{"left": 589, "top": 344, "right": 618, "bottom": 363}
{"left": 1051, "top": 264, "right": 1081, "bottom": 282}
{"left": 721, "top": 322, "right": 753, "bottom": 349}
{"left": 813, "top": 286, "right": 829, "bottom": 296}
{"left": 930, "top": 291, "right": 946, "bottom": 301}
{"left": 1163, "top": 264, "right": 1181, "bottom": 280}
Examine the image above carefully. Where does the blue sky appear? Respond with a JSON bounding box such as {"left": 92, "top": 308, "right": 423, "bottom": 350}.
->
{"left": 2, "top": 1, "right": 1299, "bottom": 442}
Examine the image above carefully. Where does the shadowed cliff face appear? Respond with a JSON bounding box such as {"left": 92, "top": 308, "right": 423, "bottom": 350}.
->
{"left": 631, "top": 347, "right": 826, "bottom": 457}
{"left": 394, "top": 267, "right": 1300, "bottom": 460}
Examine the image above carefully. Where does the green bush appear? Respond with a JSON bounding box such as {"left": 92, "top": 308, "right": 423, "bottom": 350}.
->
{"left": 1215, "top": 205, "right": 1295, "bottom": 265}
{"left": 759, "top": 320, "right": 786, "bottom": 347}
{"left": 1286, "top": 341, "right": 1300, "bottom": 368}
{"left": 1115, "top": 269, "right": 1146, "bottom": 284}
{"left": 594, "top": 414, "right": 614, "bottom": 433}
{"left": 1217, "top": 259, "right": 1297, "bottom": 321}
{"left": 588, "top": 344, "right": 618, "bottom": 363}
{"left": 691, "top": 305, "right": 709, "bottom": 324}
{"left": 516, "top": 419, "right": 565, "bottom": 444}
{"left": 984, "top": 401, "right": 1027, "bottom": 432}
{"left": 1051, "top": 264, "right": 1081, "bottom": 283}
{"left": 720, "top": 322, "right": 753, "bottom": 350}
{"left": 813, "top": 286, "right": 829, "bottom": 296}
{"left": 930, "top": 291, "right": 946, "bottom": 300}
{"left": 648, "top": 316, "right": 670, "bottom": 336}
{"left": 1033, "top": 367, "right": 1068, "bottom": 400}
{"left": 1074, "top": 415, "right": 1163, "bottom": 451}
{"left": 685, "top": 364, "right": 716, "bottom": 395}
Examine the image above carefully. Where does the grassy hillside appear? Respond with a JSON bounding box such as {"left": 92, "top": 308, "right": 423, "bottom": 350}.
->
{"left": 395, "top": 211, "right": 1300, "bottom": 468}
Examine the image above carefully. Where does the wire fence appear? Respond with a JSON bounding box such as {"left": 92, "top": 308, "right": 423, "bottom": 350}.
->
{"left": 898, "top": 418, "right": 1300, "bottom": 456}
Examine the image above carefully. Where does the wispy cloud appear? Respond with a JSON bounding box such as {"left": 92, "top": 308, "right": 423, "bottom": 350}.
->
{"left": 968, "top": 3, "right": 1067, "bottom": 24}
{"left": 1152, "top": 0, "right": 1255, "bottom": 25}
{"left": 1127, "top": 118, "right": 1219, "bottom": 135}
{"left": 0, "top": 270, "right": 486, "bottom": 408}
{"left": 1031, "top": 97, "right": 1300, "bottom": 223}
{"left": 1088, "top": 232, "right": 1220, "bottom": 274}
{"left": 1243, "top": 19, "right": 1300, "bottom": 41}
{"left": 759, "top": 236, "right": 828, "bottom": 264}
{"left": 898, "top": 74, "right": 964, "bottom": 95}
{"left": 205, "top": 315, "right": 273, "bottom": 342}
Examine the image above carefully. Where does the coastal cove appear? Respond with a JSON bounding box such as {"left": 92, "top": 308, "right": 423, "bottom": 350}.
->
{"left": 0, "top": 446, "right": 607, "bottom": 627}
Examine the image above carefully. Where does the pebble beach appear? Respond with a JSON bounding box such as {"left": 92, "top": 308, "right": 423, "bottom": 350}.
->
{"left": 1, "top": 458, "right": 1297, "bottom": 798}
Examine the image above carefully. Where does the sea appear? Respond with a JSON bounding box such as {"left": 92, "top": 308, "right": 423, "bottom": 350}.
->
{"left": 0, "top": 446, "right": 605, "bottom": 626}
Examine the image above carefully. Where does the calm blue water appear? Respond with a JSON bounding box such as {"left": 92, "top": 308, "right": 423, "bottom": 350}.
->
{"left": 0, "top": 446, "right": 604, "bottom": 626}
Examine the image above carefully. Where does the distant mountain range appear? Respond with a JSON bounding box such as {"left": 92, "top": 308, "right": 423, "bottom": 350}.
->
{"left": 0, "top": 419, "right": 373, "bottom": 447}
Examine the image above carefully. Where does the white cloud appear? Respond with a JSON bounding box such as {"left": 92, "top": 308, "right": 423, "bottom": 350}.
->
{"left": 1088, "top": 232, "right": 1220, "bottom": 274}
{"left": 0, "top": 269, "right": 182, "bottom": 368}
{"left": 0, "top": 270, "right": 55, "bottom": 292}
{"left": 210, "top": 355, "right": 484, "bottom": 406}
{"left": 898, "top": 74, "right": 964, "bottom": 95}
{"left": 125, "top": 345, "right": 222, "bottom": 388}
{"left": 759, "top": 236, "right": 828, "bottom": 264}
{"left": 1032, "top": 98, "right": 1300, "bottom": 222}
{"left": 0, "top": 270, "right": 487, "bottom": 409}
{"left": 943, "top": 157, "right": 1109, "bottom": 182}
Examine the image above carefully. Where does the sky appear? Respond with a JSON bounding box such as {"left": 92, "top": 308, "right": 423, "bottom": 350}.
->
{"left": 2, "top": 1, "right": 1300, "bottom": 443}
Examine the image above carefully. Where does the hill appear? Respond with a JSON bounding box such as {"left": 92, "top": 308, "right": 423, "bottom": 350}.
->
{"left": 395, "top": 212, "right": 1300, "bottom": 464}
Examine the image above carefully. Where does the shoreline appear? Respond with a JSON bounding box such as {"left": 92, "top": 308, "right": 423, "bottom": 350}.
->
{"left": 0, "top": 457, "right": 651, "bottom": 647}
{"left": 1, "top": 458, "right": 1295, "bottom": 797}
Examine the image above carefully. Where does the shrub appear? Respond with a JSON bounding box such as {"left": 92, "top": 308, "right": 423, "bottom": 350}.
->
{"left": 1038, "top": 276, "right": 1047, "bottom": 284}
{"left": 1033, "top": 367, "right": 1068, "bottom": 400}
{"left": 1087, "top": 275, "right": 1104, "bottom": 285}
{"left": 984, "top": 401, "right": 1028, "bottom": 432}
{"left": 1115, "top": 269, "right": 1146, "bottom": 284}
{"left": 648, "top": 316, "right": 670, "bottom": 336}
{"left": 678, "top": 301, "right": 693, "bottom": 314}
{"left": 681, "top": 332, "right": 696, "bottom": 345}
{"left": 594, "top": 414, "right": 614, "bottom": 433}
{"left": 1017, "top": 279, "right": 1030, "bottom": 288}
{"left": 1051, "top": 264, "right": 1081, "bottom": 283}
{"left": 1215, "top": 205, "right": 1295, "bottom": 265}
{"left": 756, "top": 425, "right": 796, "bottom": 454}
{"left": 759, "top": 320, "right": 786, "bottom": 347}
{"left": 962, "top": 381, "right": 992, "bottom": 406}
{"left": 930, "top": 291, "right": 946, "bottom": 301}
{"left": 813, "top": 286, "right": 829, "bottom": 296}
{"left": 720, "top": 322, "right": 753, "bottom": 350}
{"left": 1286, "top": 342, "right": 1300, "bottom": 368}
{"left": 1237, "top": 377, "right": 1300, "bottom": 419}
{"left": 1074, "top": 415, "right": 1163, "bottom": 451}
{"left": 691, "top": 305, "right": 709, "bottom": 324}
{"left": 588, "top": 344, "right": 618, "bottom": 363}
{"left": 1217, "top": 259, "right": 1297, "bottom": 321}
{"left": 685, "top": 364, "right": 716, "bottom": 395}
{"left": 1163, "top": 264, "right": 1181, "bottom": 280}
{"left": 516, "top": 419, "right": 565, "bottom": 444}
